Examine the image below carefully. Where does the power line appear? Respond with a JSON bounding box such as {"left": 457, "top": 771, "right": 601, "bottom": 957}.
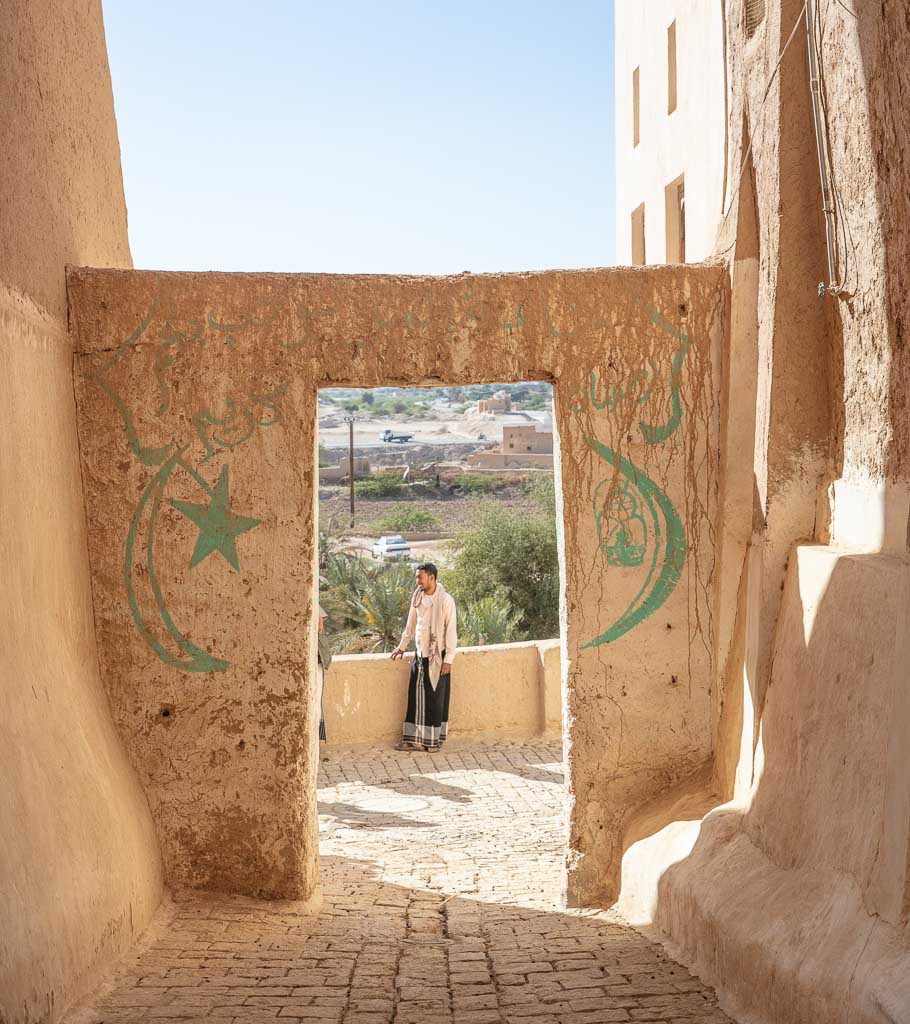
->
{"left": 713, "top": 2, "right": 809, "bottom": 258}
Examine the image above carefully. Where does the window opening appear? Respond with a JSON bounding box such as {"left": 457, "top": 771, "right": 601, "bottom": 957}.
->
{"left": 745, "top": 0, "right": 766, "bottom": 37}
{"left": 317, "top": 382, "right": 560, "bottom": 655}
{"left": 667, "top": 21, "right": 677, "bottom": 114}
{"left": 633, "top": 67, "right": 640, "bottom": 147}
{"left": 664, "top": 175, "right": 686, "bottom": 263}
{"left": 631, "top": 203, "right": 646, "bottom": 265}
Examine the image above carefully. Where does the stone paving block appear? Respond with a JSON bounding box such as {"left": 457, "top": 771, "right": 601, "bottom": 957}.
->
{"left": 62, "top": 743, "right": 732, "bottom": 1024}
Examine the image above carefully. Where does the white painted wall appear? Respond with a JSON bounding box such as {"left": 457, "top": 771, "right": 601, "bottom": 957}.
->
{"left": 615, "top": 0, "right": 726, "bottom": 265}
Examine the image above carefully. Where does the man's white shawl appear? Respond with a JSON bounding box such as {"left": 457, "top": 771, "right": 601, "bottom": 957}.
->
{"left": 405, "top": 583, "right": 457, "bottom": 690}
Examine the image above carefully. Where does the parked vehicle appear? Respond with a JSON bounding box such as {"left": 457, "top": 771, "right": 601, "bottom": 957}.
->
{"left": 370, "top": 535, "right": 411, "bottom": 560}
{"left": 379, "top": 429, "right": 414, "bottom": 444}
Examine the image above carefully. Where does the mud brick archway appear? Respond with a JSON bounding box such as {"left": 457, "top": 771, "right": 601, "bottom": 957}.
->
{"left": 67, "top": 264, "right": 727, "bottom": 907}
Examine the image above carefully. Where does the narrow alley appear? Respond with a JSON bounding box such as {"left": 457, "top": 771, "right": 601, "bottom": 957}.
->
{"left": 67, "top": 742, "right": 731, "bottom": 1024}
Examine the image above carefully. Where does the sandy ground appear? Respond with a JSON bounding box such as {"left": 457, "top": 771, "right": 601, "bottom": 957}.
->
{"left": 319, "top": 404, "right": 551, "bottom": 449}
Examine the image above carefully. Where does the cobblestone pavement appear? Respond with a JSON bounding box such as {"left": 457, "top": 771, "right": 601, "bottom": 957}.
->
{"left": 68, "top": 741, "right": 732, "bottom": 1024}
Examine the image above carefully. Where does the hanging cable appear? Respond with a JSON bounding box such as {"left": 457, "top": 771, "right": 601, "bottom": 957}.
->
{"left": 805, "top": 0, "right": 845, "bottom": 296}
{"left": 713, "top": 2, "right": 808, "bottom": 256}
{"left": 814, "top": 0, "right": 855, "bottom": 295}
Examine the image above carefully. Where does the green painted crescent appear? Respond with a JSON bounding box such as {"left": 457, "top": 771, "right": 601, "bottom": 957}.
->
{"left": 583, "top": 438, "right": 687, "bottom": 648}
{"left": 125, "top": 451, "right": 229, "bottom": 673}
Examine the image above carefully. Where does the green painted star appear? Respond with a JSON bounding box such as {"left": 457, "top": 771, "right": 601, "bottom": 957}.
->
{"left": 170, "top": 465, "right": 260, "bottom": 572}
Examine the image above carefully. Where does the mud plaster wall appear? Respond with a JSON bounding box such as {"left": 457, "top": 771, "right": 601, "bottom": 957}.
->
{"left": 67, "top": 263, "right": 727, "bottom": 903}
{"left": 811, "top": 0, "right": 910, "bottom": 546}
{"left": 815, "top": 0, "right": 910, "bottom": 487}
{"left": 0, "top": 3, "right": 164, "bottom": 1023}
{"left": 622, "top": 3, "right": 910, "bottom": 1023}
{"left": 323, "top": 642, "right": 562, "bottom": 746}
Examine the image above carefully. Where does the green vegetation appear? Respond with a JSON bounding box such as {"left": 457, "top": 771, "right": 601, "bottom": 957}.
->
{"left": 518, "top": 391, "right": 549, "bottom": 411}
{"left": 319, "top": 488, "right": 560, "bottom": 653}
{"left": 523, "top": 473, "right": 557, "bottom": 513}
{"left": 354, "top": 473, "right": 405, "bottom": 498}
{"left": 324, "top": 389, "right": 433, "bottom": 418}
{"left": 445, "top": 503, "right": 560, "bottom": 641}
{"left": 320, "top": 552, "right": 413, "bottom": 654}
{"left": 458, "top": 591, "right": 526, "bottom": 646}
{"left": 451, "top": 473, "right": 504, "bottom": 495}
{"left": 372, "top": 504, "right": 439, "bottom": 534}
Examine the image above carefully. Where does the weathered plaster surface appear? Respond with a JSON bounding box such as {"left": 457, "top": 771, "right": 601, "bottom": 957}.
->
{"left": 641, "top": 548, "right": 910, "bottom": 1023}
{"left": 67, "top": 263, "right": 726, "bottom": 904}
{"left": 619, "top": 3, "right": 910, "bottom": 1022}
{"left": 0, "top": 3, "right": 163, "bottom": 1021}
{"left": 816, "top": 0, "right": 910, "bottom": 488}
{"left": 323, "top": 642, "right": 561, "bottom": 746}
{"left": 0, "top": 0, "right": 131, "bottom": 320}
{"left": 0, "top": 288, "right": 163, "bottom": 1024}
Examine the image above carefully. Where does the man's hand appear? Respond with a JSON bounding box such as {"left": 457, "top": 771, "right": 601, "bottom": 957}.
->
{"left": 441, "top": 662, "right": 452, "bottom": 675}
{"left": 390, "top": 648, "right": 403, "bottom": 660}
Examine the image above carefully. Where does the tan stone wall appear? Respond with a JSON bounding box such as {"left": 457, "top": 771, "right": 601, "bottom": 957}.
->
{"left": 812, "top": 0, "right": 910, "bottom": 545}
{"left": 638, "top": 548, "right": 910, "bottom": 1023}
{"left": 618, "top": 2, "right": 910, "bottom": 1021}
{"left": 0, "top": 3, "right": 164, "bottom": 1022}
{"left": 322, "top": 641, "right": 561, "bottom": 745}
{"left": 465, "top": 451, "right": 554, "bottom": 470}
{"left": 67, "top": 263, "right": 726, "bottom": 905}
{"left": 318, "top": 457, "right": 370, "bottom": 484}
{"left": 0, "top": 0, "right": 131, "bottom": 319}
{"left": 503, "top": 424, "right": 553, "bottom": 453}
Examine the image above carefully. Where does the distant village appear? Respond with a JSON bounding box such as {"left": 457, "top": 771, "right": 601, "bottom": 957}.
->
{"left": 318, "top": 385, "right": 554, "bottom": 486}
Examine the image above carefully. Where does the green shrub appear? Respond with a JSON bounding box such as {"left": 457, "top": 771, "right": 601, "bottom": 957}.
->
{"left": 459, "top": 591, "right": 526, "bottom": 646}
{"left": 446, "top": 505, "right": 559, "bottom": 640}
{"left": 373, "top": 504, "right": 439, "bottom": 533}
{"left": 354, "top": 473, "right": 404, "bottom": 498}
{"left": 321, "top": 558, "right": 414, "bottom": 654}
{"left": 452, "top": 473, "right": 504, "bottom": 495}
{"left": 523, "top": 474, "right": 557, "bottom": 514}
{"left": 520, "top": 392, "right": 549, "bottom": 411}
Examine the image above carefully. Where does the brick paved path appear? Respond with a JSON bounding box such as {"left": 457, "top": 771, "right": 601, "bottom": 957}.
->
{"left": 68, "top": 741, "right": 732, "bottom": 1024}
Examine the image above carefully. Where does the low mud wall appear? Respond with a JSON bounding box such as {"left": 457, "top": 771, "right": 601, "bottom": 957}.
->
{"left": 322, "top": 640, "right": 562, "bottom": 746}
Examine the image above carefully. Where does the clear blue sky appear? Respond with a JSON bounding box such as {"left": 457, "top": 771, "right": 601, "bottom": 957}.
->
{"left": 103, "top": 1, "right": 615, "bottom": 275}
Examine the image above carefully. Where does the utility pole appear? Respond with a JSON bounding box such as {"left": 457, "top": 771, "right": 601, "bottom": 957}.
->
{"left": 344, "top": 414, "right": 355, "bottom": 528}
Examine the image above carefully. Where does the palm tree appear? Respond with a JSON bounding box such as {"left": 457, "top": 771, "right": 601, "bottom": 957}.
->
{"left": 459, "top": 592, "right": 526, "bottom": 647}
{"left": 338, "top": 562, "right": 414, "bottom": 653}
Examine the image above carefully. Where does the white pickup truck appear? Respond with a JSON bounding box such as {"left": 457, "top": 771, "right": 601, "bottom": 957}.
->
{"left": 370, "top": 535, "right": 412, "bottom": 561}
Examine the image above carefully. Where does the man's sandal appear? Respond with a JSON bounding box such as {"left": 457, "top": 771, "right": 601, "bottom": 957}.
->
{"left": 395, "top": 740, "right": 425, "bottom": 751}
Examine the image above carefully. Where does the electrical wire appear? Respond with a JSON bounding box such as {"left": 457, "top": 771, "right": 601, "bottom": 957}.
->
{"left": 713, "top": 2, "right": 808, "bottom": 258}
{"left": 813, "top": 0, "right": 856, "bottom": 295}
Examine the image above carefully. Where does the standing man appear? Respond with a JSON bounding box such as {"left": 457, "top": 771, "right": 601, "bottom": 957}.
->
{"left": 391, "top": 563, "right": 457, "bottom": 752}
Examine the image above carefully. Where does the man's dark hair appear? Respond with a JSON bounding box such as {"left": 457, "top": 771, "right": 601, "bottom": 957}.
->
{"left": 416, "top": 562, "right": 438, "bottom": 579}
